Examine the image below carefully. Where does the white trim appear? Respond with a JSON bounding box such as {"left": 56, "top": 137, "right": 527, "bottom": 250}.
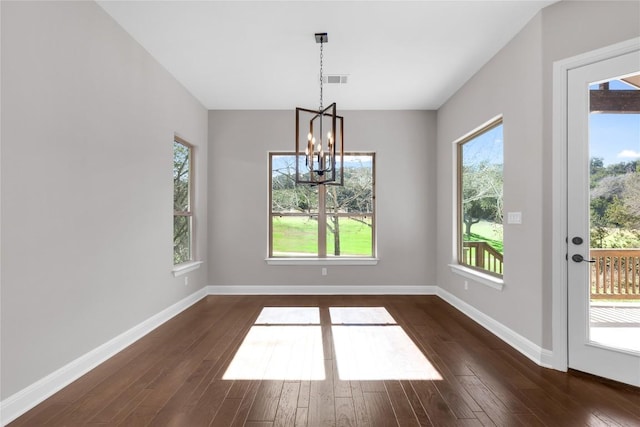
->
{"left": 265, "top": 258, "right": 378, "bottom": 266}
{"left": 437, "top": 287, "right": 552, "bottom": 368}
{"left": 451, "top": 114, "right": 504, "bottom": 145}
{"left": 172, "top": 260, "right": 203, "bottom": 277}
{"left": 2, "top": 283, "right": 560, "bottom": 425}
{"left": 450, "top": 115, "right": 505, "bottom": 293}
{"left": 551, "top": 37, "right": 640, "bottom": 373}
{"left": 551, "top": 52, "right": 569, "bottom": 372}
{"left": 206, "top": 285, "right": 437, "bottom": 295}
{"left": 448, "top": 264, "right": 504, "bottom": 291}
{"left": 0, "top": 287, "right": 208, "bottom": 426}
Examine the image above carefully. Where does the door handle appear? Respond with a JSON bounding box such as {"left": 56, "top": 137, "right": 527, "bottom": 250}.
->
{"left": 571, "top": 254, "right": 595, "bottom": 263}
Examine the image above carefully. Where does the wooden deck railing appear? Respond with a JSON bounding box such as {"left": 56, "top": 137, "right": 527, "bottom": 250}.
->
{"left": 463, "top": 241, "right": 503, "bottom": 275}
{"left": 460, "top": 245, "right": 639, "bottom": 299}
{"left": 590, "top": 248, "right": 640, "bottom": 299}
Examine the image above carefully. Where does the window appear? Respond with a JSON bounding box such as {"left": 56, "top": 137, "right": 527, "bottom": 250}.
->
{"left": 173, "top": 136, "right": 193, "bottom": 264}
{"left": 457, "top": 119, "right": 504, "bottom": 277}
{"left": 269, "top": 153, "right": 375, "bottom": 258}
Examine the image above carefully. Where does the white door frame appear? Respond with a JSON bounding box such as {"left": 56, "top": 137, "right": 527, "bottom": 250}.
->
{"left": 551, "top": 37, "right": 640, "bottom": 372}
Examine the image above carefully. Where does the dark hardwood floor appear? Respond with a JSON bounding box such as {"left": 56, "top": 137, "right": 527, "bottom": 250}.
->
{"left": 9, "top": 295, "right": 640, "bottom": 426}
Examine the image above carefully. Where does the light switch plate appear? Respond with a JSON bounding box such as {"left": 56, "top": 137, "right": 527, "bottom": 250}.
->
{"left": 507, "top": 211, "right": 522, "bottom": 224}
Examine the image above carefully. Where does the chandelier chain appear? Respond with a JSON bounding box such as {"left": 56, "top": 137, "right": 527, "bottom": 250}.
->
{"left": 319, "top": 40, "right": 324, "bottom": 110}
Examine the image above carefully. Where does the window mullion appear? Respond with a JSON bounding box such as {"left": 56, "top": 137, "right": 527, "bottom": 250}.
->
{"left": 318, "top": 184, "right": 327, "bottom": 257}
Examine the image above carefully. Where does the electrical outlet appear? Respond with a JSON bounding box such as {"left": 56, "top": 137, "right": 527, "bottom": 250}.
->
{"left": 322, "top": 267, "right": 327, "bottom": 276}
{"left": 184, "top": 276, "right": 189, "bottom": 286}
{"left": 464, "top": 280, "right": 468, "bottom": 290}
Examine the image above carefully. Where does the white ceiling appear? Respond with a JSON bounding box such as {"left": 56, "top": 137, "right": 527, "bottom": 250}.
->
{"left": 97, "top": 1, "right": 556, "bottom": 110}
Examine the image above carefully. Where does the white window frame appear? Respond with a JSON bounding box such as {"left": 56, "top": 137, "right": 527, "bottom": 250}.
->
{"left": 173, "top": 136, "right": 195, "bottom": 268}
{"left": 453, "top": 117, "right": 504, "bottom": 283}
{"left": 267, "top": 152, "right": 378, "bottom": 265}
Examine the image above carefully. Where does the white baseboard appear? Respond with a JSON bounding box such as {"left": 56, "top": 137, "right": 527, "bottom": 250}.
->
{"left": 208, "top": 285, "right": 555, "bottom": 367}
{"left": 206, "top": 285, "right": 438, "bottom": 295}
{"left": 436, "top": 287, "right": 553, "bottom": 368}
{"left": 540, "top": 348, "right": 556, "bottom": 369}
{"left": 2, "top": 284, "right": 556, "bottom": 426}
{"left": 0, "top": 287, "right": 208, "bottom": 426}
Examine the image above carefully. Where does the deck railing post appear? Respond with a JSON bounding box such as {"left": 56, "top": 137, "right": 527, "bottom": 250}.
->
{"left": 475, "top": 243, "right": 484, "bottom": 268}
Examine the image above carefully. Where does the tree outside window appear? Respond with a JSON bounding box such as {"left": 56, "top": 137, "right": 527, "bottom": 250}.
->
{"left": 270, "top": 153, "right": 375, "bottom": 258}
{"left": 457, "top": 120, "right": 504, "bottom": 276}
{"left": 589, "top": 157, "right": 640, "bottom": 249}
{"left": 174, "top": 137, "right": 193, "bottom": 264}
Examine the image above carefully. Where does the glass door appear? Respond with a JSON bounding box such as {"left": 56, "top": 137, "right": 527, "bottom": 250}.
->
{"left": 567, "top": 50, "right": 640, "bottom": 387}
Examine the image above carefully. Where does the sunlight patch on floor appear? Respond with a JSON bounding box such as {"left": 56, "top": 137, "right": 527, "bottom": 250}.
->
{"left": 222, "top": 325, "right": 325, "bottom": 380}
{"left": 223, "top": 306, "right": 441, "bottom": 381}
{"left": 256, "top": 307, "right": 320, "bottom": 324}
{"left": 329, "top": 307, "right": 396, "bottom": 324}
{"left": 330, "top": 307, "right": 442, "bottom": 381}
{"left": 332, "top": 325, "right": 442, "bottom": 380}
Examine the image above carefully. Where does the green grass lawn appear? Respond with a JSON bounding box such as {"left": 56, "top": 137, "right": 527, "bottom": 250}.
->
{"left": 273, "top": 217, "right": 501, "bottom": 257}
{"left": 466, "top": 220, "right": 504, "bottom": 254}
{"left": 272, "top": 216, "right": 372, "bottom": 256}
{"left": 463, "top": 220, "right": 504, "bottom": 274}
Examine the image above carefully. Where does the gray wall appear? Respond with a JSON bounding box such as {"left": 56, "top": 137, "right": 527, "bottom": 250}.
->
{"left": 539, "top": 0, "right": 640, "bottom": 347}
{"left": 208, "top": 110, "right": 437, "bottom": 288}
{"left": 436, "top": 13, "right": 545, "bottom": 346}
{"left": 3, "top": 0, "right": 638, "bottom": 408}
{"left": 436, "top": 1, "right": 640, "bottom": 350}
{"left": 1, "top": 1, "right": 208, "bottom": 398}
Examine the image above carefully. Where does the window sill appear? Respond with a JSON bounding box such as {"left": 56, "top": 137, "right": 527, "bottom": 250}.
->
{"left": 266, "top": 258, "right": 379, "bottom": 266}
{"left": 172, "top": 260, "right": 203, "bottom": 277}
{"left": 449, "top": 264, "right": 504, "bottom": 291}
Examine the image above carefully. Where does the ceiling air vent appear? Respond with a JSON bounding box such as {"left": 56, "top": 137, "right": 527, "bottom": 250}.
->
{"left": 324, "top": 75, "right": 349, "bottom": 84}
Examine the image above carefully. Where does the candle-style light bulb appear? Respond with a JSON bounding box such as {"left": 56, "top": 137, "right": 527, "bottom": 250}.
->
{"left": 307, "top": 132, "right": 312, "bottom": 141}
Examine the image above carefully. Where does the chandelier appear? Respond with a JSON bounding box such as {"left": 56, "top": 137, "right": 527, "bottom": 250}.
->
{"left": 295, "top": 33, "right": 344, "bottom": 186}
